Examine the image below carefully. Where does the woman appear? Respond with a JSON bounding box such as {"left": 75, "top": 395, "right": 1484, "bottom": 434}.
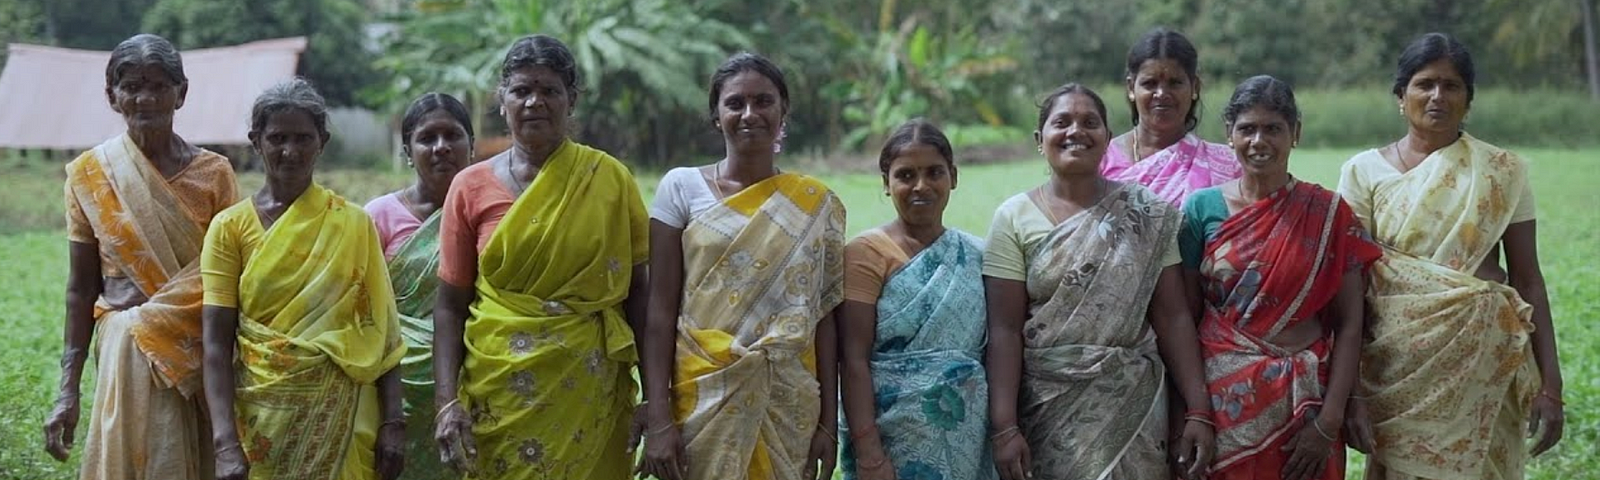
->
{"left": 46, "top": 33, "right": 237, "bottom": 480}
{"left": 1337, "top": 33, "right": 1564, "bottom": 480}
{"left": 984, "top": 83, "right": 1214, "bottom": 480}
{"left": 430, "top": 35, "right": 650, "bottom": 480}
{"left": 363, "top": 92, "right": 474, "bottom": 479}
{"left": 200, "top": 78, "right": 406, "bottom": 480}
{"left": 838, "top": 119, "right": 992, "bottom": 480}
{"left": 1101, "top": 28, "right": 1240, "bottom": 206}
{"left": 1179, "top": 76, "right": 1380, "bottom": 480}
{"left": 638, "top": 52, "right": 844, "bottom": 480}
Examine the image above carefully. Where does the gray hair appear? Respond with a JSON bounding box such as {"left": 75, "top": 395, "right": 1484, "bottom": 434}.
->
{"left": 249, "top": 78, "right": 330, "bottom": 135}
{"left": 105, "top": 34, "right": 187, "bottom": 87}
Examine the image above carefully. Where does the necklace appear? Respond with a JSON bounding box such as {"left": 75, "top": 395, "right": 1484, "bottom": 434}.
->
{"left": 1039, "top": 177, "right": 1107, "bottom": 224}
{"left": 504, "top": 155, "right": 532, "bottom": 194}
{"left": 712, "top": 160, "right": 728, "bottom": 199}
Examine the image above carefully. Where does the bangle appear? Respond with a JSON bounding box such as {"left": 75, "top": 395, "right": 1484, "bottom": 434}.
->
{"left": 1309, "top": 417, "right": 1336, "bottom": 441}
{"left": 1184, "top": 415, "right": 1216, "bottom": 428}
{"left": 1538, "top": 390, "right": 1564, "bottom": 407}
{"left": 216, "top": 443, "right": 242, "bottom": 455}
{"left": 816, "top": 422, "right": 839, "bottom": 444}
{"left": 435, "top": 398, "right": 461, "bottom": 422}
{"left": 990, "top": 425, "right": 1020, "bottom": 442}
{"left": 1184, "top": 408, "right": 1210, "bottom": 418}
{"left": 849, "top": 423, "right": 880, "bottom": 441}
{"left": 857, "top": 454, "right": 889, "bottom": 469}
{"left": 646, "top": 422, "right": 674, "bottom": 435}
{"left": 382, "top": 417, "right": 406, "bottom": 429}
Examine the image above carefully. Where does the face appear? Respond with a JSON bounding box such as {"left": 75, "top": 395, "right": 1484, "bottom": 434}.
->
{"left": 406, "top": 110, "right": 472, "bottom": 191}
{"left": 715, "top": 71, "right": 786, "bottom": 151}
{"left": 250, "top": 109, "right": 326, "bottom": 184}
{"left": 1035, "top": 93, "right": 1111, "bottom": 176}
{"left": 1228, "top": 106, "right": 1299, "bottom": 177}
{"left": 501, "top": 66, "right": 573, "bottom": 147}
{"left": 1127, "top": 58, "right": 1197, "bottom": 134}
{"left": 106, "top": 64, "right": 187, "bottom": 133}
{"left": 1400, "top": 59, "right": 1469, "bottom": 134}
{"left": 883, "top": 144, "right": 957, "bottom": 227}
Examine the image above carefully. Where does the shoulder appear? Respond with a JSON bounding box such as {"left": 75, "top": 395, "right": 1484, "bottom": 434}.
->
{"left": 1182, "top": 185, "right": 1224, "bottom": 212}
{"left": 1120, "top": 182, "right": 1179, "bottom": 217}
{"left": 1341, "top": 148, "right": 1387, "bottom": 172}
{"left": 1463, "top": 134, "right": 1530, "bottom": 175}
{"left": 211, "top": 198, "right": 256, "bottom": 232}
{"left": 657, "top": 166, "right": 704, "bottom": 190}
{"left": 63, "top": 149, "right": 99, "bottom": 179}
{"left": 449, "top": 160, "right": 500, "bottom": 197}
{"left": 363, "top": 191, "right": 403, "bottom": 218}
{"left": 189, "top": 149, "right": 236, "bottom": 176}
{"left": 951, "top": 228, "right": 986, "bottom": 251}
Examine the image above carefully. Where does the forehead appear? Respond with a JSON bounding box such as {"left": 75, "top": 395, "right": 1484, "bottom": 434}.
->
{"left": 1048, "top": 93, "right": 1101, "bottom": 119}
{"left": 261, "top": 109, "right": 318, "bottom": 132}
{"left": 414, "top": 109, "right": 465, "bottom": 130}
{"left": 1410, "top": 59, "right": 1464, "bottom": 82}
{"left": 114, "top": 63, "right": 177, "bottom": 85}
{"left": 505, "top": 66, "right": 566, "bottom": 86}
{"left": 1134, "top": 58, "right": 1189, "bottom": 79}
{"left": 720, "top": 71, "right": 780, "bottom": 98}
{"left": 888, "top": 144, "right": 948, "bottom": 168}
{"left": 1232, "top": 105, "right": 1289, "bottom": 125}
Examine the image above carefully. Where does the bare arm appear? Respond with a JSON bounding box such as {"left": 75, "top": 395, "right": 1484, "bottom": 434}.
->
{"left": 815, "top": 310, "right": 840, "bottom": 427}
{"left": 1148, "top": 266, "right": 1209, "bottom": 413}
{"left": 837, "top": 301, "right": 887, "bottom": 460}
{"left": 625, "top": 263, "right": 650, "bottom": 365}
{"left": 1318, "top": 271, "right": 1366, "bottom": 427}
{"left": 202, "top": 305, "right": 242, "bottom": 448}
{"left": 642, "top": 220, "right": 683, "bottom": 425}
{"left": 984, "top": 276, "right": 1028, "bottom": 432}
{"left": 432, "top": 282, "right": 475, "bottom": 406}
{"left": 1504, "top": 221, "right": 1561, "bottom": 396}
{"left": 43, "top": 241, "right": 102, "bottom": 460}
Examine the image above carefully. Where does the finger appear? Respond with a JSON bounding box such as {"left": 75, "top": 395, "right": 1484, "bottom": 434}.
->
{"left": 1281, "top": 448, "right": 1306, "bottom": 480}
{"left": 1021, "top": 442, "right": 1034, "bottom": 479}
{"left": 802, "top": 457, "right": 816, "bottom": 480}
{"left": 1187, "top": 443, "right": 1206, "bottom": 480}
{"left": 461, "top": 428, "right": 478, "bottom": 459}
{"left": 821, "top": 453, "right": 836, "bottom": 480}
{"left": 1533, "top": 413, "right": 1562, "bottom": 456}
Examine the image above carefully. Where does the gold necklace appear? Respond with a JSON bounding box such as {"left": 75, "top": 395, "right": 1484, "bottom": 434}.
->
{"left": 712, "top": 160, "right": 728, "bottom": 199}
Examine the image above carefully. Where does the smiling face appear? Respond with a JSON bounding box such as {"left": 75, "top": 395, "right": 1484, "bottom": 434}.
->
{"left": 1400, "top": 59, "right": 1470, "bottom": 135}
{"left": 500, "top": 66, "right": 573, "bottom": 148}
{"left": 1036, "top": 92, "right": 1111, "bottom": 176}
{"left": 405, "top": 109, "right": 472, "bottom": 193}
{"left": 715, "top": 71, "right": 786, "bottom": 153}
{"left": 106, "top": 64, "right": 187, "bottom": 134}
{"left": 250, "top": 109, "right": 326, "bottom": 184}
{"left": 1127, "top": 58, "right": 1196, "bottom": 135}
{"left": 1227, "top": 105, "right": 1299, "bottom": 177}
{"left": 883, "top": 144, "right": 956, "bottom": 228}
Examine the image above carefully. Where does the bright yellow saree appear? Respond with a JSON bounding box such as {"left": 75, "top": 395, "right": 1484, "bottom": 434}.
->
{"left": 460, "top": 140, "right": 647, "bottom": 480}
{"left": 671, "top": 173, "right": 845, "bottom": 480}
{"left": 66, "top": 133, "right": 235, "bottom": 479}
{"left": 203, "top": 183, "right": 404, "bottom": 480}
{"left": 1338, "top": 134, "right": 1538, "bottom": 480}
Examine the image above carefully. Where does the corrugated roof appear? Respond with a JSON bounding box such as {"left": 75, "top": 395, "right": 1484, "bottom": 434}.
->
{"left": 0, "top": 37, "right": 306, "bottom": 149}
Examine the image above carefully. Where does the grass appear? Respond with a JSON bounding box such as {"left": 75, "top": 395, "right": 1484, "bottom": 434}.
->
{"left": 1, "top": 148, "right": 1595, "bottom": 478}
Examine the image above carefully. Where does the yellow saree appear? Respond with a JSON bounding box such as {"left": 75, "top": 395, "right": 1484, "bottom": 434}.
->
{"left": 66, "top": 133, "right": 235, "bottom": 479}
{"left": 201, "top": 183, "right": 404, "bottom": 480}
{"left": 671, "top": 173, "right": 845, "bottom": 480}
{"left": 1338, "top": 134, "right": 1539, "bottom": 480}
{"left": 459, "top": 140, "right": 647, "bottom": 480}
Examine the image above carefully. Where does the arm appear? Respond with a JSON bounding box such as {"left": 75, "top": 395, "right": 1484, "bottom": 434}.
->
{"left": 202, "top": 304, "right": 248, "bottom": 479}
{"left": 1318, "top": 272, "right": 1366, "bottom": 428}
{"left": 639, "top": 220, "right": 689, "bottom": 480}
{"left": 806, "top": 309, "right": 840, "bottom": 480}
{"left": 985, "top": 276, "right": 1031, "bottom": 480}
{"left": 837, "top": 301, "right": 890, "bottom": 466}
{"left": 1503, "top": 220, "right": 1564, "bottom": 454}
{"left": 44, "top": 241, "right": 102, "bottom": 460}
{"left": 432, "top": 282, "right": 474, "bottom": 406}
{"left": 1148, "top": 266, "right": 1209, "bottom": 415}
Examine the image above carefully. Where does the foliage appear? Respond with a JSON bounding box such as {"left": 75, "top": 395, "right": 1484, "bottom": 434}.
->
{"left": 0, "top": 0, "right": 47, "bottom": 66}
{"left": 141, "top": 0, "right": 380, "bottom": 107}
{"left": 39, "top": 0, "right": 160, "bottom": 50}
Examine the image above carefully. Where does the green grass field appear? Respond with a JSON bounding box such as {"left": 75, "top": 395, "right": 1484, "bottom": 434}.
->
{"left": 1, "top": 148, "right": 1595, "bottom": 478}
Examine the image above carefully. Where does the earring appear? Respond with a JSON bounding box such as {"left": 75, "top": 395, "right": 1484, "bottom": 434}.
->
{"left": 1192, "top": 94, "right": 1198, "bottom": 101}
{"left": 1399, "top": 106, "right": 1405, "bottom": 116}
{"left": 406, "top": 160, "right": 413, "bottom": 168}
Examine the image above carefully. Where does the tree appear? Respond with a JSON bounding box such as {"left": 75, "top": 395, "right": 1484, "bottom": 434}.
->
{"left": 42, "top": 0, "right": 159, "bottom": 50}
{"left": 142, "top": 0, "right": 380, "bottom": 107}
{"left": 0, "top": 0, "right": 48, "bottom": 66}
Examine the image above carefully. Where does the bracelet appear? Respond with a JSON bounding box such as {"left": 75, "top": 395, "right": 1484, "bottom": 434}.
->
{"left": 1309, "top": 417, "right": 1336, "bottom": 441}
{"left": 216, "top": 443, "right": 243, "bottom": 455}
{"left": 1184, "top": 415, "right": 1216, "bottom": 428}
{"left": 1538, "top": 390, "right": 1565, "bottom": 407}
{"left": 848, "top": 423, "right": 880, "bottom": 441}
{"left": 647, "top": 422, "right": 675, "bottom": 436}
{"left": 1183, "top": 408, "right": 1210, "bottom": 418}
{"left": 435, "top": 398, "right": 461, "bottom": 422}
{"left": 816, "top": 422, "right": 839, "bottom": 444}
{"left": 990, "top": 425, "right": 1020, "bottom": 442}
{"left": 382, "top": 417, "right": 406, "bottom": 429}
{"left": 857, "top": 454, "right": 889, "bottom": 469}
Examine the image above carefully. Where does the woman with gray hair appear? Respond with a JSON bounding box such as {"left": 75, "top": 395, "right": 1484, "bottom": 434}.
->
{"left": 47, "top": 33, "right": 239, "bottom": 480}
{"left": 199, "top": 78, "right": 407, "bottom": 480}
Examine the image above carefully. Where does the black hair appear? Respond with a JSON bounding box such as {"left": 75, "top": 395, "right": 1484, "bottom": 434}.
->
{"left": 501, "top": 35, "right": 579, "bottom": 98}
{"left": 1223, "top": 75, "right": 1300, "bottom": 127}
{"left": 401, "top": 92, "right": 474, "bottom": 145}
{"left": 1037, "top": 83, "right": 1110, "bottom": 133}
{"left": 1124, "top": 28, "right": 1201, "bottom": 132}
{"left": 878, "top": 118, "right": 954, "bottom": 174}
{"left": 707, "top": 52, "right": 790, "bottom": 124}
{"left": 249, "top": 77, "right": 329, "bottom": 136}
{"left": 105, "top": 34, "right": 186, "bottom": 88}
{"left": 1393, "top": 32, "right": 1476, "bottom": 103}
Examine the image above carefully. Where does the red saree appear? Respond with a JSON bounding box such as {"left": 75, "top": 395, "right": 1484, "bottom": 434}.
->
{"left": 1198, "top": 181, "right": 1380, "bottom": 479}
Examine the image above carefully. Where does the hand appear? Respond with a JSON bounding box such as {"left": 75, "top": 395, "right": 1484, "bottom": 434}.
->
{"left": 1528, "top": 393, "right": 1565, "bottom": 456}
{"left": 852, "top": 450, "right": 896, "bottom": 480}
{"left": 42, "top": 392, "right": 80, "bottom": 461}
{"left": 626, "top": 404, "right": 648, "bottom": 454}
{"left": 1343, "top": 398, "right": 1376, "bottom": 454}
{"left": 992, "top": 427, "right": 1032, "bottom": 480}
{"left": 376, "top": 419, "right": 406, "bottom": 480}
{"left": 635, "top": 422, "right": 689, "bottom": 480}
{"left": 434, "top": 401, "right": 477, "bottom": 474}
{"left": 1171, "top": 419, "right": 1216, "bottom": 480}
{"left": 803, "top": 426, "right": 837, "bottom": 480}
{"left": 1280, "top": 416, "right": 1334, "bottom": 480}
{"left": 215, "top": 443, "right": 251, "bottom": 480}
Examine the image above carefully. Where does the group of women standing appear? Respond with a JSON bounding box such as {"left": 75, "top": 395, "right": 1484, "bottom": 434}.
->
{"left": 46, "top": 26, "right": 1563, "bottom": 480}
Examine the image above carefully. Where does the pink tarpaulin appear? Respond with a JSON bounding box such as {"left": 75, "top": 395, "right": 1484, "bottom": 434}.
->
{"left": 0, "top": 37, "right": 306, "bottom": 149}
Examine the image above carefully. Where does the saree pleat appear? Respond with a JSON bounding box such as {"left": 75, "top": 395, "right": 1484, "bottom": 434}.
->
{"left": 671, "top": 173, "right": 845, "bottom": 480}
{"left": 459, "top": 140, "right": 644, "bottom": 480}
{"left": 225, "top": 183, "right": 405, "bottom": 480}
{"left": 1341, "top": 135, "right": 1538, "bottom": 480}
{"left": 1197, "top": 182, "right": 1380, "bottom": 479}
{"left": 1019, "top": 185, "right": 1178, "bottom": 480}
{"left": 840, "top": 230, "right": 994, "bottom": 480}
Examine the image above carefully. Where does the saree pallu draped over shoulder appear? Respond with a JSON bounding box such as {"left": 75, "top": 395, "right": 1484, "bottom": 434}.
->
{"left": 67, "top": 133, "right": 233, "bottom": 480}
{"left": 1198, "top": 181, "right": 1380, "bottom": 479}
{"left": 460, "top": 140, "right": 645, "bottom": 480}
{"left": 840, "top": 230, "right": 994, "bottom": 480}
{"left": 1019, "top": 185, "right": 1179, "bottom": 480}
{"left": 1346, "top": 135, "right": 1539, "bottom": 480}
{"left": 228, "top": 183, "right": 405, "bottom": 480}
{"left": 671, "top": 173, "right": 845, "bottom": 480}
